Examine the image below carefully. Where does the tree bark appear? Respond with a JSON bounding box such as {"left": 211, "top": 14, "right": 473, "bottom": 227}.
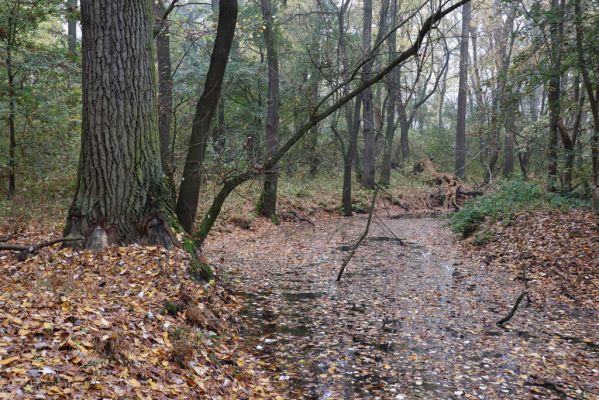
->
{"left": 361, "top": 0, "right": 376, "bottom": 188}
{"left": 455, "top": 1, "right": 470, "bottom": 179}
{"left": 175, "top": 0, "right": 238, "bottom": 233}
{"left": 66, "top": 0, "right": 175, "bottom": 248}
{"left": 258, "top": 0, "right": 280, "bottom": 219}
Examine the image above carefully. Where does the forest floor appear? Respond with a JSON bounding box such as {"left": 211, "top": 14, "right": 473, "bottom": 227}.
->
{"left": 205, "top": 209, "right": 599, "bottom": 400}
{"left": 1, "top": 183, "right": 597, "bottom": 399}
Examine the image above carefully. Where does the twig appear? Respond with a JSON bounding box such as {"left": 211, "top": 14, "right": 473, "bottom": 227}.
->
{"left": 336, "top": 185, "right": 380, "bottom": 282}
{"left": 496, "top": 291, "right": 528, "bottom": 327}
{"left": 0, "top": 236, "right": 84, "bottom": 261}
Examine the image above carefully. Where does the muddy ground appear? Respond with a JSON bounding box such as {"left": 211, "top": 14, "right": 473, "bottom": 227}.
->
{"left": 205, "top": 215, "right": 598, "bottom": 400}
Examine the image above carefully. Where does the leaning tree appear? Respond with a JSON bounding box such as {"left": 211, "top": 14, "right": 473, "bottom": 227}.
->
{"left": 65, "top": 0, "right": 176, "bottom": 249}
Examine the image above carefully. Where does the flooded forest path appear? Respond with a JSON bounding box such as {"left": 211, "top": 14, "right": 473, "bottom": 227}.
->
{"left": 205, "top": 215, "right": 598, "bottom": 400}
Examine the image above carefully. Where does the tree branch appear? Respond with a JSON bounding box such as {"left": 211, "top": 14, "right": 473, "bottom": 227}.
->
{"left": 0, "top": 236, "right": 84, "bottom": 261}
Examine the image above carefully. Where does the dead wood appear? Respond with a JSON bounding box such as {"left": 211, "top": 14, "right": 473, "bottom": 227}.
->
{"left": 496, "top": 291, "right": 528, "bottom": 327}
{"left": 412, "top": 158, "right": 482, "bottom": 210}
{"left": 0, "top": 236, "right": 84, "bottom": 261}
{"left": 336, "top": 185, "right": 379, "bottom": 282}
{"left": 282, "top": 210, "right": 315, "bottom": 225}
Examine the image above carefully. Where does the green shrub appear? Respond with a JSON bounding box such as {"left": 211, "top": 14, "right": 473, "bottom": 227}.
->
{"left": 447, "top": 179, "right": 591, "bottom": 237}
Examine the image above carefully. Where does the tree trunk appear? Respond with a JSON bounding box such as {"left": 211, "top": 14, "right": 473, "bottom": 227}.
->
{"left": 547, "top": 0, "right": 563, "bottom": 192}
{"left": 562, "top": 77, "right": 584, "bottom": 192}
{"left": 258, "top": 0, "right": 280, "bottom": 219}
{"left": 503, "top": 95, "right": 515, "bottom": 177}
{"left": 6, "top": 33, "right": 16, "bottom": 200}
{"left": 66, "top": 0, "right": 175, "bottom": 249}
{"left": 360, "top": 0, "right": 375, "bottom": 188}
{"left": 398, "top": 112, "right": 410, "bottom": 162}
{"left": 438, "top": 59, "right": 448, "bottom": 132}
{"left": 574, "top": 0, "right": 599, "bottom": 215}
{"left": 380, "top": 0, "right": 398, "bottom": 186}
{"left": 67, "top": 0, "right": 78, "bottom": 58}
{"left": 154, "top": 1, "right": 174, "bottom": 181}
{"left": 342, "top": 98, "right": 362, "bottom": 216}
{"left": 455, "top": 1, "right": 470, "bottom": 179}
{"left": 175, "top": 0, "right": 238, "bottom": 233}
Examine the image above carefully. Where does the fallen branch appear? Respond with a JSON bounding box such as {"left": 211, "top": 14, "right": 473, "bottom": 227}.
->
{"left": 336, "top": 185, "right": 379, "bottom": 282}
{"left": 496, "top": 291, "right": 528, "bottom": 327}
{"left": 525, "top": 379, "right": 568, "bottom": 399}
{"left": 0, "top": 236, "right": 84, "bottom": 261}
{"left": 286, "top": 210, "right": 315, "bottom": 226}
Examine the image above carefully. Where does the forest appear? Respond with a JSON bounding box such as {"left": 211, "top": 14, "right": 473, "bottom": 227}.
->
{"left": 0, "top": 0, "right": 597, "bottom": 398}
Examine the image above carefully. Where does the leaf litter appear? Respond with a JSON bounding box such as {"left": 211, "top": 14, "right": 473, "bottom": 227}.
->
{"left": 205, "top": 211, "right": 598, "bottom": 399}
{"left": 0, "top": 227, "right": 282, "bottom": 399}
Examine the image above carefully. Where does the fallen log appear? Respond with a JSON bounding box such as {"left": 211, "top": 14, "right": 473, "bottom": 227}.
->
{"left": 0, "top": 236, "right": 84, "bottom": 261}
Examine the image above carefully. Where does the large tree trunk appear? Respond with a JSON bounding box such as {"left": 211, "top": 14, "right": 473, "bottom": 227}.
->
{"left": 360, "top": 0, "right": 375, "bottom": 188}
{"left": 154, "top": 1, "right": 174, "bottom": 182}
{"left": 66, "top": 0, "right": 175, "bottom": 249}
{"left": 175, "top": 0, "right": 238, "bottom": 233}
{"left": 67, "top": 0, "right": 78, "bottom": 58}
{"left": 258, "top": 0, "right": 280, "bottom": 219}
{"left": 455, "top": 1, "right": 470, "bottom": 179}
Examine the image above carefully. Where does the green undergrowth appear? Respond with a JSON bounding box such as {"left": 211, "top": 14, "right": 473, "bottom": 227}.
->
{"left": 447, "top": 179, "right": 591, "bottom": 239}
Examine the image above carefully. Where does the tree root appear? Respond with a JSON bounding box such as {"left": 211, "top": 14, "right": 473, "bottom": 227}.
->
{"left": 0, "top": 236, "right": 84, "bottom": 261}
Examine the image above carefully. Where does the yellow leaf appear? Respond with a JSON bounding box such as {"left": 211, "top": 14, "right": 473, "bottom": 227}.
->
{"left": 236, "top": 358, "right": 245, "bottom": 368}
{"left": 149, "top": 380, "right": 159, "bottom": 390}
{"left": 129, "top": 378, "right": 141, "bottom": 388}
{"left": 0, "top": 356, "right": 19, "bottom": 366}
{"left": 11, "top": 368, "right": 26, "bottom": 374}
